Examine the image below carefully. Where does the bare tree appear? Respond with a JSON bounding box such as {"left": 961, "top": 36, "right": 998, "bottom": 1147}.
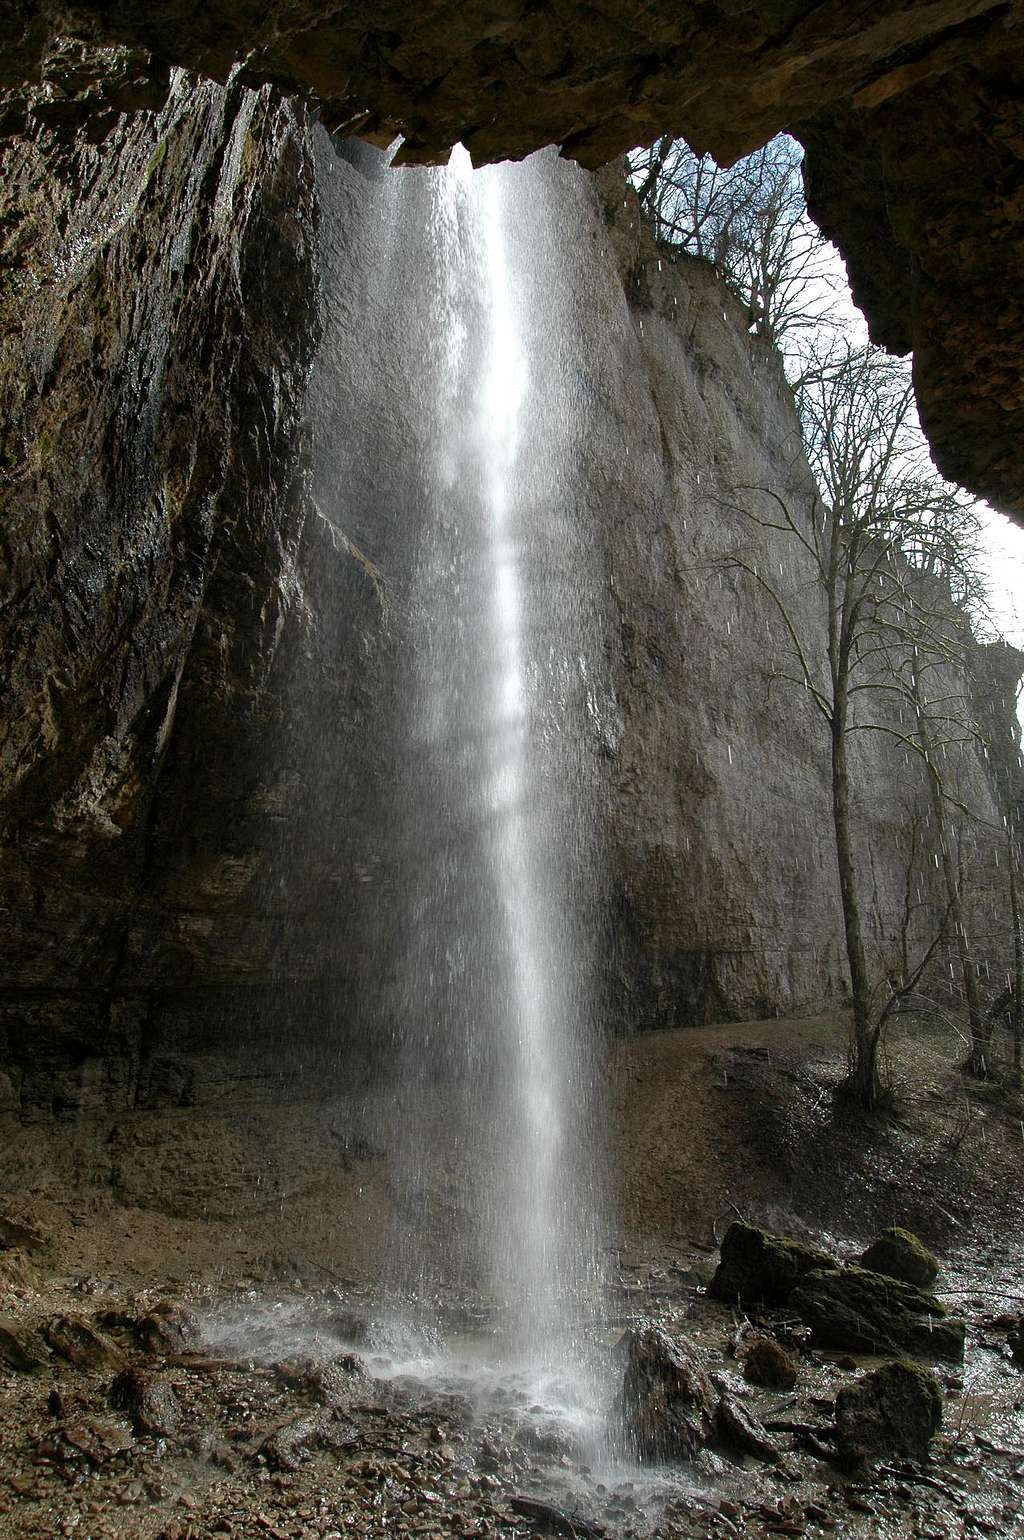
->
{"left": 626, "top": 135, "right": 838, "bottom": 356}
{"left": 718, "top": 343, "right": 992, "bottom": 1108}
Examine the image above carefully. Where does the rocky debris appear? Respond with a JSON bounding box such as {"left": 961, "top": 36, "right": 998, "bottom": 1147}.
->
{"left": 273, "top": 1351, "right": 370, "bottom": 1407}
{"left": 257, "top": 1410, "right": 359, "bottom": 1472}
{"left": 509, "top": 1494, "right": 605, "bottom": 1538}
{"left": 45, "top": 1417, "right": 135, "bottom": 1470}
{"left": 44, "top": 1314, "right": 127, "bottom": 1370}
{"left": 709, "top": 1223, "right": 838, "bottom": 1307}
{"left": 617, "top": 1324, "right": 716, "bottom": 1463}
{"left": 135, "top": 1300, "right": 201, "bottom": 1356}
{"left": 742, "top": 1332, "right": 799, "bottom": 1390}
{"left": 110, "top": 1367, "right": 181, "bottom": 1438}
{"left": 860, "top": 1228, "right": 939, "bottom": 1290}
{"left": 0, "top": 1317, "right": 48, "bottom": 1373}
{"left": 790, "top": 1268, "right": 965, "bottom": 1362}
{"left": 715, "top": 1394, "right": 784, "bottom": 1465}
{"left": 835, "top": 1360, "right": 943, "bottom": 1467}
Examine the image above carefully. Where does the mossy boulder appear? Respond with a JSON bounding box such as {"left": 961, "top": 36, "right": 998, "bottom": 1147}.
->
{"left": 790, "top": 1266, "right": 964, "bottom": 1361}
{"left": 835, "top": 1360, "right": 943, "bottom": 1465}
{"left": 860, "top": 1227, "right": 939, "bottom": 1290}
{"left": 708, "top": 1222, "right": 838, "bottom": 1307}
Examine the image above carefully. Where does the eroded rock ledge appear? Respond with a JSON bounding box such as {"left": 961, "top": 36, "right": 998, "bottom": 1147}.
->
{"left": 4, "top": 3, "right": 1024, "bottom": 513}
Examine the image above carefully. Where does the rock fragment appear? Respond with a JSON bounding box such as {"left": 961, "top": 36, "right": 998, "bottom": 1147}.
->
{"left": 0, "top": 1316, "right": 48, "bottom": 1372}
{"left": 44, "top": 1314, "right": 126, "bottom": 1370}
{"left": 742, "top": 1332, "right": 799, "bottom": 1389}
{"left": 136, "top": 1300, "right": 201, "bottom": 1356}
{"left": 110, "top": 1367, "right": 182, "bottom": 1437}
{"left": 715, "top": 1394, "right": 783, "bottom": 1463}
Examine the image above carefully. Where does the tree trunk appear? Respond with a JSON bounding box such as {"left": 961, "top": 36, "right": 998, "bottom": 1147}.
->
{"left": 911, "top": 670, "right": 988, "bottom": 1075}
{"left": 831, "top": 702, "right": 880, "bottom": 1108}
{"left": 1010, "top": 833, "right": 1023, "bottom": 1086}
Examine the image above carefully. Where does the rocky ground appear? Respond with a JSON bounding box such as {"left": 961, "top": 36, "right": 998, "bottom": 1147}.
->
{"left": 0, "top": 1013, "right": 1022, "bottom": 1537}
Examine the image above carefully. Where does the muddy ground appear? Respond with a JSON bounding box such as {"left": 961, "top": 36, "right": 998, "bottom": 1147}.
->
{"left": 0, "top": 1013, "right": 1022, "bottom": 1538}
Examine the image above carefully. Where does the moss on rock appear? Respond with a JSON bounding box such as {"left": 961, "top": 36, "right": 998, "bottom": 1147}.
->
{"left": 790, "top": 1266, "right": 964, "bottom": 1362}
{"left": 860, "top": 1227, "right": 939, "bottom": 1290}
{"left": 835, "top": 1359, "right": 943, "bottom": 1466}
{"left": 708, "top": 1221, "right": 838, "bottom": 1307}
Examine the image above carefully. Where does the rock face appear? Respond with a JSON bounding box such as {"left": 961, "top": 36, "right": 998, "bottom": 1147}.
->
{"left": 0, "top": 83, "right": 1015, "bottom": 1123}
{"left": 3, "top": 5, "right": 1023, "bottom": 517}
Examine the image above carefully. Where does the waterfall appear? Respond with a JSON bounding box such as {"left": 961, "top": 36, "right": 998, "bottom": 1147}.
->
{"left": 311, "top": 135, "right": 605, "bottom": 1383}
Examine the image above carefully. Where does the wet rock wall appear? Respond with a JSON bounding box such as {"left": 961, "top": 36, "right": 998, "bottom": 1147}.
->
{"left": 0, "top": 82, "right": 1014, "bottom": 1120}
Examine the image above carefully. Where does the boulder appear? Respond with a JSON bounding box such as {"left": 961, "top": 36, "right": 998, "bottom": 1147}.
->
{"left": 860, "top": 1228, "right": 938, "bottom": 1290}
{"left": 135, "top": 1300, "right": 201, "bottom": 1356}
{"left": 0, "top": 1317, "right": 48, "bottom": 1373}
{"left": 790, "top": 1268, "right": 964, "bottom": 1362}
{"left": 715, "top": 1394, "right": 783, "bottom": 1464}
{"left": 709, "top": 1222, "right": 837, "bottom": 1307}
{"left": 617, "top": 1325, "right": 716, "bottom": 1463}
{"left": 742, "top": 1333, "right": 799, "bottom": 1390}
{"left": 110, "top": 1367, "right": 181, "bottom": 1438}
{"left": 44, "top": 1314, "right": 127, "bottom": 1371}
{"left": 835, "top": 1360, "right": 943, "bottom": 1466}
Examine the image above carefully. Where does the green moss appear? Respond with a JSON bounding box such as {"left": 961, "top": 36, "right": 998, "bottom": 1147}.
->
{"left": 144, "top": 137, "right": 168, "bottom": 187}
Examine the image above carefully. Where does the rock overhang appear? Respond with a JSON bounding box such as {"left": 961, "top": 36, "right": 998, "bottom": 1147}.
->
{"left": 4, "top": 0, "right": 1024, "bottom": 516}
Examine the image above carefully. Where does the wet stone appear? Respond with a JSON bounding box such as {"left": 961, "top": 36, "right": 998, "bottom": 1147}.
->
{"left": 135, "top": 1299, "right": 201, "bottom": 1356}
{"left": 0, "top": 1316, "right": 48, "bottom": 1373}
{"left": 708, "top": 1223, "right": 838, "bottom": 1307}
{"left": 110, "top": 1367, "right": 181, "bottom": 1438}
{"left": 742, "top": 1333, "right": 799, "bottom": 1390}
{"left": 835, "top": 1360, "right": 943, "bottom": 1467}
{"left": 44, "top": 1315, "right": 127, "bottom": 1370}
{"left": 617, "top": 1324, "right": 716, "bottom": 1463}
{"left": 860, "top": 1229, "right": 939, "bottom": 1291}
{"left": 715, "top": 1393, "right": 783, "bottom": 1463}
{"left": 790, "top": 1267, "right": 965, "bottom": 1361}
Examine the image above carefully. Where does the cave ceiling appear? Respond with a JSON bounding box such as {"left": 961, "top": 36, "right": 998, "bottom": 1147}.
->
{"left": 5, "top": 1, "right": 1024, "bottom": 518}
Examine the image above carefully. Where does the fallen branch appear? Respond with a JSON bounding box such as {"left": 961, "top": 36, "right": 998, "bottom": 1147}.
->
{"left": 509, "top": 1494, "right": 606, "bottom": 1538}
{"left": 879, "top": 1464, "right": 959, "bottom": 1501}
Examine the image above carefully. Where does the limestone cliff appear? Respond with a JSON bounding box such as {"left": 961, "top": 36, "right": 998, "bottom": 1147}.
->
{"left": 0, "top": 80, "right": 1016, "bottom": 1119}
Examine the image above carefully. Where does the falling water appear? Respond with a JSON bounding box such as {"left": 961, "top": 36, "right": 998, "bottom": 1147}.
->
{"left": 309, "top": 135, "right": 606, "bottom": 1390}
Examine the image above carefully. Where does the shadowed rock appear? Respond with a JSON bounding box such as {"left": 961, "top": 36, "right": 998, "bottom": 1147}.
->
{"left": 0, "top": 1317, "right": 48, "bottom": 1373}
{"left": 790, "top": 1267, "right": 965, "bottom": 1362}
{"left": 110, "top": 1366, "right": 181, "bottom": 1437}
{"left": 860, "top": 1227, "right": 939, "bottom": 1290}
{"left": 44, "top": 1315, "right": 127, "bottom": 1370}
{"left": 835, "top": 1360, "right": 943, "bottom": 1466}
{"left": 709, "top": 1222, "right": 838, "bottom": 1308}
{"left": 742, "top": 1333, "right": 799, "bottom": 1390}
{"left": 716, "top": 1394, "right": 784, "bottom": 1464}
{"left": 617, "top": 1324, "right": 716, "bottom": 1463}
